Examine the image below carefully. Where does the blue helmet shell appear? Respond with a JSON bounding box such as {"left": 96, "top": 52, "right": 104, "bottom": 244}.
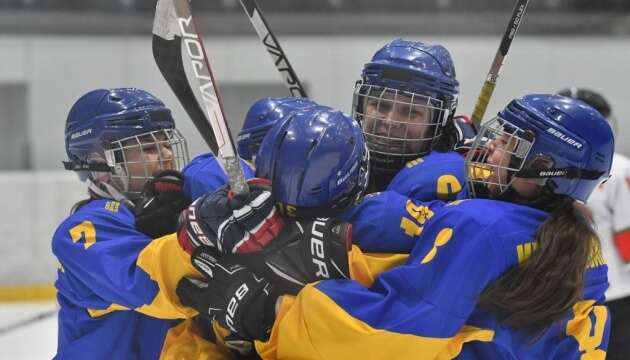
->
{"left": 65, "top": 88, "right": 176, "bottom": 167}
{"left": 500, "top": 94, "right": 614, "bottom": 202}
{"left": 237, "top": 96, "right": 318, "bottom": 160}
{"left": 361, "top": 38, "right": 459, "bottom": 111}
{"left": 255, "top": 106, "right": 369, "bottom": 215}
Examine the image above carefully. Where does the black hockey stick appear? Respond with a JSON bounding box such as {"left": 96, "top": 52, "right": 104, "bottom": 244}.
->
{"left": 470, "top": 0, "right": 530, "bottom": 125}
{"left": 153, "top": 0, "right": 249, "bottom": 196}
{"left": 239, "top": 0, "right": 308, "bottom": 97}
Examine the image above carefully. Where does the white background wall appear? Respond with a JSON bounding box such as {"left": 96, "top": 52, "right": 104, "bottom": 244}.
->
{"left": 0, "top": 34, "right": 628, "bottom": 284}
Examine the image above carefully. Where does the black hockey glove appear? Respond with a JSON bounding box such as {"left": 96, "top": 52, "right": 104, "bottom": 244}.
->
{"left": 177, "top": 178, "right": 284, "bottom": 255}
{"left": 228, "top": 217, "right": 352, "bottom": 295}
{"left": 135, "top": 170, "right": 191, "bottom": 238}
{"left": 177, "top": 249, "right": 278, "bottom": 341}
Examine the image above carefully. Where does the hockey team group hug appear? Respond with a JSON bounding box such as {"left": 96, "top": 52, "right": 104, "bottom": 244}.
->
{"left": 50, "top": 3, "right": 630, "bottom": 358}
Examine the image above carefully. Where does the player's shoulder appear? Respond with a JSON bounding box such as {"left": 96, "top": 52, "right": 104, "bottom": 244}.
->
{"left": 422, "top": 150, "right": 465, "bottom": 163}
{"left": 388, "top": 151, "right": 466, "bottom": 199}
{"left": 182, "top": 152, "right": 219, "bottom": 174}
{"left": 183, "top": 152, "right": 254, "bottom": 179}
{"left": 437, "top": 199, "right": 547, "bottom": 230}
{"left": 403, "top": 150, "right": 464, "bottom": 169}
{"left": 55, "top": 199, "right": 134, "bottom": 236}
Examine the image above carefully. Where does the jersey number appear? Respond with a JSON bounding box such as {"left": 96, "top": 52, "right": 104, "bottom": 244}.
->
{"left": 69, "top": 221, "right": 97, "bottom": 250}
{"left": 436, "top": 175, "right": 462, "bottom": 201}
{"left": 400, "top": 201, "right": 435, "bottom": 237}
{"left": 566, "top": 300, "right": 608, "bottom": 358}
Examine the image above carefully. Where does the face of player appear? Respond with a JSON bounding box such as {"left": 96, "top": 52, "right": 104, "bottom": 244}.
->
{"left": 362, "top": 91, "right": 434, "bottom": 155}
{"left": 122, "top": 131, "right": 174, "bottom": 193}
{"left": 486, "top": 134, "right": 540, "bottom": 199}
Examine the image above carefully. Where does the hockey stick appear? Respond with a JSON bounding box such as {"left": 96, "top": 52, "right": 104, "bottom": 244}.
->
{"left": 0, "top": 308, "right": 57, "bottom": 336}
{"left": 470, "top": 0, "right": 530, "bottom": 125}
{"left": 239, "top": 0, "right": 308, "bottom": 97}
{"left": 152, "top": 0, "right": 218, "bottom": 155}
{"left": 153, "top": 0, "right": 249, "bottom": 196}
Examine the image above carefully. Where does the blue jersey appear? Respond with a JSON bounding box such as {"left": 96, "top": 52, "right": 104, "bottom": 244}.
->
{"left": 182, "top": 153, "right": 254, "bottom": 200}
{"left": 341, "top": 191, "right": 445, "bottom": 253}
{"left": 343, "top": 151, "right": 465, "bottom": 253}
{"left": 256, "top": 199, "right": 610, "bottom": 359}
{"left": 387, "top": 150, "right": 467, "bottom": 201}
{"left": 52, "top": 200, "right": 231, "bottom": 359}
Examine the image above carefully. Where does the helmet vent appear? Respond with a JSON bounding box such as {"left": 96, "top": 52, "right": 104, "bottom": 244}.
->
{"left": 110, "top": 95, "right": 123, "bottom": 102}
{"left": 382, "top": 67, "right": 413, "bottom": 82}
{"left": 595, "top": 152, "right": 606, "bottom": 161}
{"left": 149, "top": 110, "right": 172, "bottom": 123}
{"left": 306, "top": 139, "right": 318, "bottom": 160}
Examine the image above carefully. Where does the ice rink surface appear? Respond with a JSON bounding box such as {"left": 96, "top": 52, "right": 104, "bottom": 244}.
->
{"left": 0, "top": 302, "right": 58, "bottom": 359}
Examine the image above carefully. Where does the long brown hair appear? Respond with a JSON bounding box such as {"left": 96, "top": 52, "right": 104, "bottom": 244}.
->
{"left": 478, "top": 196, "right": 600, "bottom": 333}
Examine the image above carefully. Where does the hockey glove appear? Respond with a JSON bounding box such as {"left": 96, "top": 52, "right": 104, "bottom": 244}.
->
{"left": 452, "top": 115, "right": 481, "bottom": 155}
{"left": 177, "top": 178, "right": 284, "bottom": 255}
{"left": 135, "top": 170, "right": 191, "bottom": 238}
{"left": 230, "top": 217, "right": 352, "bottom": 295}
{"left": 177, "top": 249, "right": 278, "bottom": 341}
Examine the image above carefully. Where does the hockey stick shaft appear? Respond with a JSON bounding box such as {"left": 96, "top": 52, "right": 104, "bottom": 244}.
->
{"left": 153, "top": 0, "right": 249, "bottom": 196}
{"left": 239, "top": 0, "right": 308, "bottom": 97}
{"left": 470, "top": 0, "right": 530, "bottom": 125}
{"left": 0, "top": 309, "right": 57, "bottom": 336}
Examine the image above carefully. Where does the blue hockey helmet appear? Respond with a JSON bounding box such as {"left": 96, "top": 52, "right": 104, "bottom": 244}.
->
{"left": 466, "top": 94, "right": 614, "bottom": 203}
{"left": 237, "top": 96, "right": 318, "bottom": 161}
{"left": 256, "top": 106, "right": 369, "bottom": 218}
{"left": 353, "top": 38, "right": 460, "bottom": 173}
{"left": 64, "top": 88, "right": 189, "bottom": 199}
{"left": 556, "top": 87, "right": 611, "bottom": 119}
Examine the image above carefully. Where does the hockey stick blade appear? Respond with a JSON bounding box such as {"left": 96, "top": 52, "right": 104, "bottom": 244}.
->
{"left": 152, "top": 0, "right": 219, "bottom": 155}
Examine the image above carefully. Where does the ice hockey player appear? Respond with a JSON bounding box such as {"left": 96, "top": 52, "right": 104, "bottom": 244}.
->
{"left": 353, "top": 38, "right": 471, "bottom": 201}
{"left": 54, "top": 88, "right": 235, "bottom": 359}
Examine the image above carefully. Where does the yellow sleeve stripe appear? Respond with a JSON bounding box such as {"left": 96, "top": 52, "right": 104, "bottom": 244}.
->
{"left": 348, "top": 245, "right": 409, "bottom": 287}
{"left": 87, "top": 303, "right": 129, "bottom": 318}
{"left": 256, "top": 285, "right": 453, "bottom": 360}
{"left": 436, "top": 325, "right": 495, "bottom": 359}
{"left": 135, "top": 233, "right": 200, "bottom": 319}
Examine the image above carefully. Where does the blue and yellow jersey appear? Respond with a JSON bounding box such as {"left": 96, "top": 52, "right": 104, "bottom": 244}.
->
{"left": 387, "top": 151, "right": 467, "bottom": 202}
{"left": 183, "top": 153, "right": 255, "bottom": 200}
{"left": 341, "top": 191, "right": 445, "bottom": 253}
{"left": 256, "top": 199, "right": 610, "bottom": 359}
{"left": 52, "top": 199, "right": 230, "bottom": 359}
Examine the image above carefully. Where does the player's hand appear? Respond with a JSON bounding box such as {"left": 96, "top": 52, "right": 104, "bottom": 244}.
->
{"left": 452, "top": 115, "right": 480, "bottom": 154}
{"left": 134, "top": 170, "right": 191, "bottom": 238}
{"left": 177, "top": 178, "right": 284, "bottom": 255}
{"left": 176, "top": 248, "right": 278, "bottom": 341}
{"left": 233, "top": 217, "right": 352, "bottom": 295}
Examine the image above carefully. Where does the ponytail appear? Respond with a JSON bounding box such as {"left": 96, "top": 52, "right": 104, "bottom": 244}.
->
{"left": 478, "top": 197, "right": 600, "bottom": 333}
